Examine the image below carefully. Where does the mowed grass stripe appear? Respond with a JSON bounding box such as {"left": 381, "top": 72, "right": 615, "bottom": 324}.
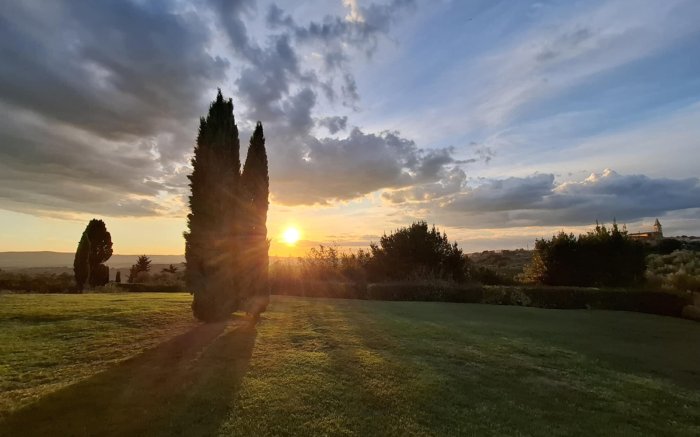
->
{"left": 221, "top": 297, "right": 700, "bottom": 436}
{"left": 0, "top": 293, "right": 197, "bottom": 415}
{"left": 1, "top": 294, "right": 699, "bottom": 436}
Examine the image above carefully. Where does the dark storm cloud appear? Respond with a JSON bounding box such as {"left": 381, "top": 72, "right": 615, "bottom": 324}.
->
{"left": 0, "top": 1, "right": 226, "bottom": 139}
{"left": 426, "top": 170, "right": 700, "bottom": 228}
{"left": 0, "top": 0, "right": 226, "bottom": 216}
{"left": 272, "top": 128, "right": 462, "bottom": 205}
{"left": 0, "top": 0, "right": 451, "bottom": 216}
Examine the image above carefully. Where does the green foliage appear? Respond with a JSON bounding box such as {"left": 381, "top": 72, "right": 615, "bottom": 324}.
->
{"left": 135, "top": 255, "right": 151, "bottom": 272}
{"left": 73, "top": 231, "right": 89, "bottom": 292}
{"left": 368, "top": 221, "right": 468, "bottom": 282}
{"left": 646, "top": 250, "right": 700, "bottom": 293}
{"left": 161, "top": 264, "right": 178, "bottom": 274}
{"left": 0, "top": 271, "right": 75, "bottom": 293}
{"left": 128, "top": 255, "right": 152, "bottom": 283}
{"left": 470, "top": 265, "right": 517, "bottom": 285}
{"left": 654, "top": 238, "right": 684, "bottom": 255}
{"left": 185, "top": 91, "right": 270, "bottom": 321}
{"left": 73, "top": 219, "right": 113, "bottom": 291}
{"left": 482, "top": 286, "right": 690, "bottom": 316}
{"left": 467, "top": 249, "right": 532, "bottom": 285}
{"left": 366, "top": 281, "right": 484, "bottom": 302}
{"left": 522, "top": 222, "right": 646, "bottom": 287}
{"left": 240, "top": 121, "right": 270, "bottom": 317}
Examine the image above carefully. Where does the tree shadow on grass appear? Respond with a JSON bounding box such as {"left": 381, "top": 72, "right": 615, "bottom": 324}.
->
{"left": 0, "top": 318, "right": 258, "bottom": 436}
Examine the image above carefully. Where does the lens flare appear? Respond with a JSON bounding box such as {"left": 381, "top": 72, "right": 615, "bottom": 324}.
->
{"left": 282, "top": 227, "right": 301, "bottom": 245}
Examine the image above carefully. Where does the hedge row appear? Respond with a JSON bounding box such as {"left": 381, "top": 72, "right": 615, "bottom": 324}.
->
{"left": 0, "top": 272, "right": 75, "bottom": 293}
{"left": 115, "top": 283, "right": 184, "bottom": 293}
{"left": 482, "top": 286, "right": 691, "bottom": 317}
{"left": 271, "top": 280, "right": 693, "bottom": 318}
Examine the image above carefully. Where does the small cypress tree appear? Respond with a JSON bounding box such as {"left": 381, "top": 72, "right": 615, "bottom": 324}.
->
{"left": 73, "top": 219, "right": 113, "bottom": 291}
{"left": 241, "top": 122, "right": 270, "bottom": 317}
{"left": 73, "top": 231, "right": 90, "bottom": 292}
{"left": 115, "top": 271, "right": 121, "bottom": 283}
{"left": 185, "top": 90, "right": 243, "bottom": 322}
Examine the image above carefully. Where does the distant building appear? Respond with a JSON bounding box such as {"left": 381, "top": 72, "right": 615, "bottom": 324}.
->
{"left": 628, "top": 218, "right": 663, "bottom": 242}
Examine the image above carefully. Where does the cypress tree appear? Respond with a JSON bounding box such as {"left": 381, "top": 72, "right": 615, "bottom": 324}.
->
{"left": 186, "top": 90, "right": 243, "bottom": 322}
{"left": 73, "top": 219, "right": 113, "bottom": 291}
{"left": 241, "top": 122, "right": 270, "bottom": 317}
{"left": 73, "top": 230, "right": 89, "bottom": 292}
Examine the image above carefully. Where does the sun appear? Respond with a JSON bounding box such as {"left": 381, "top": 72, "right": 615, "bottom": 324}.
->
{"left": 282, "top": 227, "right": 301, "bottom": 245}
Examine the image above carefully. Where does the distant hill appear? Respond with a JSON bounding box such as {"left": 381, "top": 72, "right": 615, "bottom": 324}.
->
{"left": 0, "top": 251, "right": 295, "bottom": 272}
{"left": 467, "top": 249, "right": 533, "bottom": 281}
{"left": 0, "top": 251, "right": 185, "bottom": 269}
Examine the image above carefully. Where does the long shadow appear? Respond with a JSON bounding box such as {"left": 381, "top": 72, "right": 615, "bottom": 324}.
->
{"left": 0, "top": 318, "right": 257, "bottom": 436}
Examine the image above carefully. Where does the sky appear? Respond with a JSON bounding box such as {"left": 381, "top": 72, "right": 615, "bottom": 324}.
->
{"left": 0, "top": 0, "right": 699, "bottom": 256}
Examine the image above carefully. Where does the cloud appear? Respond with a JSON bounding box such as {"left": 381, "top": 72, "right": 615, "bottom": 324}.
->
{"left": 272, "top": 128, "right": 461, "bottom": 205}
{"left": 343, "top": 0, "right": 365, "bottom": 23}
{"left": 0, "top": 0, "right": 429, "bottom": 216}
{"left": 424, "top": 169, "right": 700, "bottom": 228}
{"left": 469, "top": 0, "right": 700, "bottom": 127}
{"left": 317, "top": 116, "right": 348, "bottom": 134}
{"left": 0, "top": 0, "right": 227, "bottom": 216}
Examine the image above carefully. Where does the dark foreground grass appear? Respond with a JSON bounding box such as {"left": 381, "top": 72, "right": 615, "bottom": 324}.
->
{"left": 1, "top": 294, "right": 700, "bottom": 436}
{"left": 0, "top": 293, "right": 197, "bottom": 415}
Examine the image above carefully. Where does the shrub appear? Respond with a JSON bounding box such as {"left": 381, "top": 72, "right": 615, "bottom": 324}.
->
{"left": 0, "top": 271, "right": 75, "bottom": 293}
{"left": 116, "top": 283, "right": 184, "bottom": 293}
{"left": 367, "top": 221, "right": 468, "bottom": 282}
{"left": 646, "top": 250, "right": 700, "bottom": 293}
{"left": 482, "top": 286, "right": 690, "bottom": 317}
{"left": 522, "top": 222, "right": 646, "bottom": 287}
{"left": 366, "top": 281, "right": 483, "bottom": 303}
{"left": 471, "top": 266, "right": 516, "bottom": 285}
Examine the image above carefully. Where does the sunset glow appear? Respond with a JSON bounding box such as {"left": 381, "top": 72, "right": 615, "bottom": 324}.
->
{"left": 282, "top": 227, "right": 301, "bottom": 245}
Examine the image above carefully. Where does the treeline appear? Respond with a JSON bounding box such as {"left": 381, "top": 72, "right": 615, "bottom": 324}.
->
{"left": 273, "top": 221, "right": 468, "bottom": 288}
{"left": 0, "top": 270, "right": 74, "bottom": 293}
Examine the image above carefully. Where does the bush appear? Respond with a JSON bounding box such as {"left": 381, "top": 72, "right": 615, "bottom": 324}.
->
{"left": 367, "top": 221, "right": 468, "bottom": 283}
{"left": 646, "top": 250, "right": 700, "bottom": 293}
{"left": 366, "top": 281, "right": 483, "bottom": 303}
{"left": 522, "top": 222, "right": 646, "bottom": 287}
{"left": 116, "top": 283, "right": 184, "bottom": 293}
{"left": 470, "top": 266, "right": 516, "bottom": 285}
{"left": 0, "top": 271, "right": 75, "bottom": 293}
{"left": 483, "top": 286, "right": 690, "bottom": 317}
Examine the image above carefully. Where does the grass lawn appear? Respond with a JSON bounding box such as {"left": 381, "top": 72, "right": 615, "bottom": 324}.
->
{"left": 1, "top": 293, "right": 699, "bottom": 436}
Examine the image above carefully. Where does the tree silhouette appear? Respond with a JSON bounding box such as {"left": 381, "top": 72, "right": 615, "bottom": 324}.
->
{"left": 523, "top": 222, "right": 646, "bottom": 287}
{"left": 185, "top": 90, "right": 244, "bottom": 322}
{"left": 128, "top": 255, "right": 151, "bottom": 283}
{"left": 162, "top": 264, "right": 178, "bottom": 274}
{"left": 73, "top": 219, "right": 113, "bottom": 291}
{"left": 73, "top": 231, "right": 89, "bottom": 292}
{"left": 115, "top": 271, "right": 121, "bottom": 283}
{"left": 241, "top": 121, "right": 270, "bottom": 316}
{"left": 367, "top": 221, "right": 468, "bottom": 282}
{"left": 135, "top": 255, "right": 151, "bottom": 272}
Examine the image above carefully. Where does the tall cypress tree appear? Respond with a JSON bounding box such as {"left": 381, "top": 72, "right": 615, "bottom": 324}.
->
{"left": 186, "top": 90, "right": 243, "bottom": 322}
{"left": 241, "top": 122, "right": 270, "bottom": 316}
